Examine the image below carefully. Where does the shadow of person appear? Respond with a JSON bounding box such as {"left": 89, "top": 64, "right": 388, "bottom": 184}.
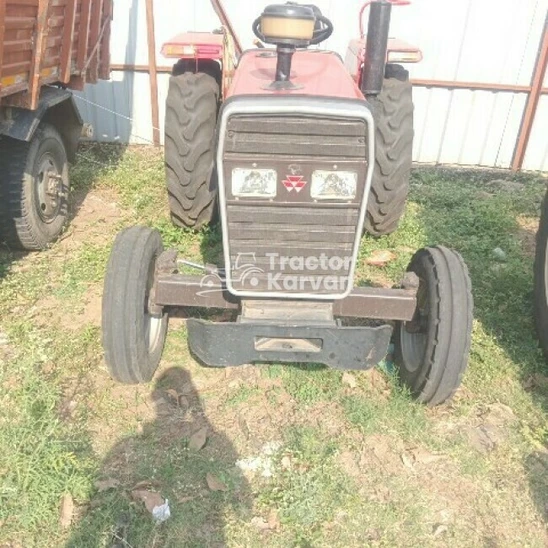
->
{"left": 66, "top": 366, "right": 251, "bottom": 547}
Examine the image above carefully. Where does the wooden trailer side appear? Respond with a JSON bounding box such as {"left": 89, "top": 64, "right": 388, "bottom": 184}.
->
{"left": 0, "top": 0, "right": 111, "bottom": 110}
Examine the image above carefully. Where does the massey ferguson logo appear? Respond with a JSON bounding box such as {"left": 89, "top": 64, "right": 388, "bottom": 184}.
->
{"left": 282, "top": 175, "right": 307, "bottom": 193}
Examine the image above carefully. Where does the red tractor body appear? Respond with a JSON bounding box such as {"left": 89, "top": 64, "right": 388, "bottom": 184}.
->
{"left": 161, "top": 33, "right": 225, "bottom": 61}
{"left": 101, "top": 1, "right": 474, "bottom": 407}
{"left": 227, "top": 50, "right": 364, "bottom": 99}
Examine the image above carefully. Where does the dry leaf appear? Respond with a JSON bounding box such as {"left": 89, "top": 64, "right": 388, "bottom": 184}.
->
{"left": 189, "top": 427, "right": 208, "bottom": 451}
{"left": 60, "top": 493, "right": 74, "bottom": 529}
{"left": 397, "top": 246, "right": 415, "bottom": 254}
{"left": 131, "top": 489, "right": 165, "bottom": 514}
{"left": 281, "top": 455, "right": 292, "bottom": 470}
{"left": 238, "top": 414, "right": 250, "bottom": 440}
{"left": 401, "top": 453, "right": 414, "bottom": 469}
{"left": 342, "top": 372, "right": 357, "bottom": 389}
{"left": 465, "top": 425, "right": 502, "bottom": 454}
{"left": 165, "top": 388, "right": 181, "bottom": 404}
{"left": 177, "top": 495, "right": 194, "bottom": 504}
{"left": 95, "top": 478, "right": 120, "bottom": 492}
{"left": 366, "top": 250, "right": 396, "bottom": 267}
{"left": 251, "top": 516, "right": 271, "bottom": 530}
{"left": 131, "top": 479, "right": 159, "bottom": 491}
{"left": 206, "top": 473, "right": 228, "bottom": 492}
{"left": 410, "top": 448, "right": 443, "bottom": 465}
{"left": 533, "top": 374, "right": 548, "bottom": 389}
{"left": 433, "top": 524, "right": 448, "bottom": 537}
{"left": 268, "top": 509, "right": 281, "bottom": 530}
{"left": 523, "top": 376, "right": 535, "bottom": 390}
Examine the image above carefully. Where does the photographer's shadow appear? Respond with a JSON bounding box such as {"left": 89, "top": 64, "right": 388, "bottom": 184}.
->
{"left": 67, "top": 366, "right": 251, "bottom": 547}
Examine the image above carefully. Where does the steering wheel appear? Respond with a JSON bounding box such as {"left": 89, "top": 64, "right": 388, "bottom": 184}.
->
{"left": 309, "top": 14, "right": 334, "bottom": 45}
{"left": 252, "top": 13, "right": 334, "bottom": 47}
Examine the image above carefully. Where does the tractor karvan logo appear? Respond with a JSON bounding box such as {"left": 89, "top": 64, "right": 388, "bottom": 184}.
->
{"left": 197, "top": 253, "right": 353, "bottom": 296}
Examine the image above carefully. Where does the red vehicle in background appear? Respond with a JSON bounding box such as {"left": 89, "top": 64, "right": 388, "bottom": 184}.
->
{"left": 0, "top": 0, "right": 111, "bottom": 250}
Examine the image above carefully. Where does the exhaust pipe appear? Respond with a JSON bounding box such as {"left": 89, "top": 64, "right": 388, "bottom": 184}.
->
{"left": 361, "top": 0, "right": 392, "bottom": 96}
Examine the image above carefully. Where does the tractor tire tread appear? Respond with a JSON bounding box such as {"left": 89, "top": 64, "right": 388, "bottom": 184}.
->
{"left": 365, "top": 64, "right": 413, "bottom": 236}
{"left": 534, "top": 189, "right": 548, "bottom": 358}
{"left": 164, "top": 73, "right": 219, "bottom": 229}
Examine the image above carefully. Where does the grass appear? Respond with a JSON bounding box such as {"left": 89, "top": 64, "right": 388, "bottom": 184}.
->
{"left": 0, "top": 146, "right": 547, "bottom": 546}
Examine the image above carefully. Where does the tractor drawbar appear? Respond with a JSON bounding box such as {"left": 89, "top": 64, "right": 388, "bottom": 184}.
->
{"left": 361, "top": 0, "right": 392, "bottom": 95}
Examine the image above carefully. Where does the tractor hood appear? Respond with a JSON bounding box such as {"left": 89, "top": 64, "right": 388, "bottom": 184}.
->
{"left": 227, "top": 49, "right": 364, "bottom": 100}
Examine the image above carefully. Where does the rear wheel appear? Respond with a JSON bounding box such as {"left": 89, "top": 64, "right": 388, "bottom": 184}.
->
{"left": 395, "top": 246, "right": 473, "bottom": 406}
{"left": 534, "top": 188, "right": 548, "bottom": 357}
{"left": 0, "top": 124, "right": 69, "bottom": 250}
{"left": 102, "top": 226, "right": 168, "bottom": 384}
{"left": 365, "top": 64, "right": 413, "bottom": 237}
{"left": 164, "top": 72, "right": 219, "bottom": 229}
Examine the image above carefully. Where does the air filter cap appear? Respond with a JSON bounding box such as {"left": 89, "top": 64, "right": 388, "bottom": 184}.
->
{"left": 262, "top": 4, "right": 315, "bottom": 20}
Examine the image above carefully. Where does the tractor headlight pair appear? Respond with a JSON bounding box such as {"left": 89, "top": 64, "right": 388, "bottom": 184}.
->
{"left": 232, "top": 168, "right": 358, "bottom": 200}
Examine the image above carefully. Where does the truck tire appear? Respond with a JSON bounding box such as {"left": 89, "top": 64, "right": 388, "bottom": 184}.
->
{"left": 365, "top": 64, "right": 413, "bottom": 237}
{"left": 394, "top": 246, "right": 473, "bottom": 406}
{"left": 165, "top": 73, "right": 219, "bottom": 229}
{"left": 534, "top": 188, "right": 548, "bottom": 358}
{"left": 102, "top": 226, "right": 168, "bottom": 384}
{"left": 0, "top": 124, "right": 69, "bottom": 250}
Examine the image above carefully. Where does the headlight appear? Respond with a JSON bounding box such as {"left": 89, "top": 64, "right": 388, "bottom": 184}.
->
{"left": 311, "top": 170, "right": 358, "bottom": 200}
{"left": 232, "top": 168, "right": 277, "bottom": 198}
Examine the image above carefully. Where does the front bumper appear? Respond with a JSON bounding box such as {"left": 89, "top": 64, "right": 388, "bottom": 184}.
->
{"left": 187, "top": 319, "right": 393, "bottom": 370}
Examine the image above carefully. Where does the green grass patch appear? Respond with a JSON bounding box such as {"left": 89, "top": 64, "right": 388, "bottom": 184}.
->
{"left": 0, "top": 324, "right": 98, "bottom": 546}
{"left": 1, "top": 147, "right": 548, "bottom": 546}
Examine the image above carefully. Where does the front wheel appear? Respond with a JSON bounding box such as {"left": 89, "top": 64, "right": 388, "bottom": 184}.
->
{"left": 102, "top": 226, "right": 168, "bottom": 384}
{"left": 394, "top": 246, "right": 473, "bottom": 406}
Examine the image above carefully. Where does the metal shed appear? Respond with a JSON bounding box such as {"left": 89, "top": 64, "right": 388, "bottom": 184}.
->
{"left": 75, "top": 0, "right": 548, "bottom": 171}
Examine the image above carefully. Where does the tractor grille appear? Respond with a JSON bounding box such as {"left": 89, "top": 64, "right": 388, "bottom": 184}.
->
{"left": 222, "top": 114, "right": 368, "bottom": 297}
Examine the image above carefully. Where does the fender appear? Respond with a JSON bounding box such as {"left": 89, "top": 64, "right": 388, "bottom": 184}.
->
{"left": 0, "top": 87, "right": 83, "bottom": 162}
{"left": 161, "top": 32, "right": 232, "bottom": 97}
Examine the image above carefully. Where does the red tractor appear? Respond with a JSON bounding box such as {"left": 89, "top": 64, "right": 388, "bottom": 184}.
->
{"left": 102, "top": 0, "right": 473, "bottom": 406}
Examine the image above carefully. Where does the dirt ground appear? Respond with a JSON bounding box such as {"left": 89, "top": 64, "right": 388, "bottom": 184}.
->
{"left": 1, "top": 148, "right": 547, "bottom": 547}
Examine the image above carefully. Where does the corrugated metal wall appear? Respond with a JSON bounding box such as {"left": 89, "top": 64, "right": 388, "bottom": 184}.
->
{"left": 75, "top": 0, "right": 548, "bottom": 171}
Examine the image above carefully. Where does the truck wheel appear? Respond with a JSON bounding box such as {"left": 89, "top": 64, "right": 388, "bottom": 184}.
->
{"left": 394, "top": 246, "right": 473, "bottom": 406}
{"left": 534, "top": 189, "right": 548, "bottom": 358}
{"left": 165, "top": 72, "right": 219, "bottom": 229}
{"left": 102, "top": 226, "right": 168, "bottom": 384}
{"left": 0, "top": 124, "right": 69, "bottom": 250}
{"left": 365, "top": 64, "right": 413, "bottom": 237}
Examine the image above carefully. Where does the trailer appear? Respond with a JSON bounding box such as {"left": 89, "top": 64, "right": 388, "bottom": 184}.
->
{"left": 0, "top": 0, "right": 112, "bottom": 250}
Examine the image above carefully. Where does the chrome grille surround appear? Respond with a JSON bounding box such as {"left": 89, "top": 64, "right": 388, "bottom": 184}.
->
{"left": 217, "top": 96, "right": 375, "bottom": 300}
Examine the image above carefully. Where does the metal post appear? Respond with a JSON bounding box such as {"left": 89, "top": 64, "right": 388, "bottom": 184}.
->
{"left": 0, "top": 0, "right": 6, "bottom": 95}
{"left": 145, "top": 0, "right": 160, "bottom": 146}
{"left": 210, "top": 0, "right": 243, "bottom": 56}
{"left": 512, "top": 14, "right": 548, "bottom": 171}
